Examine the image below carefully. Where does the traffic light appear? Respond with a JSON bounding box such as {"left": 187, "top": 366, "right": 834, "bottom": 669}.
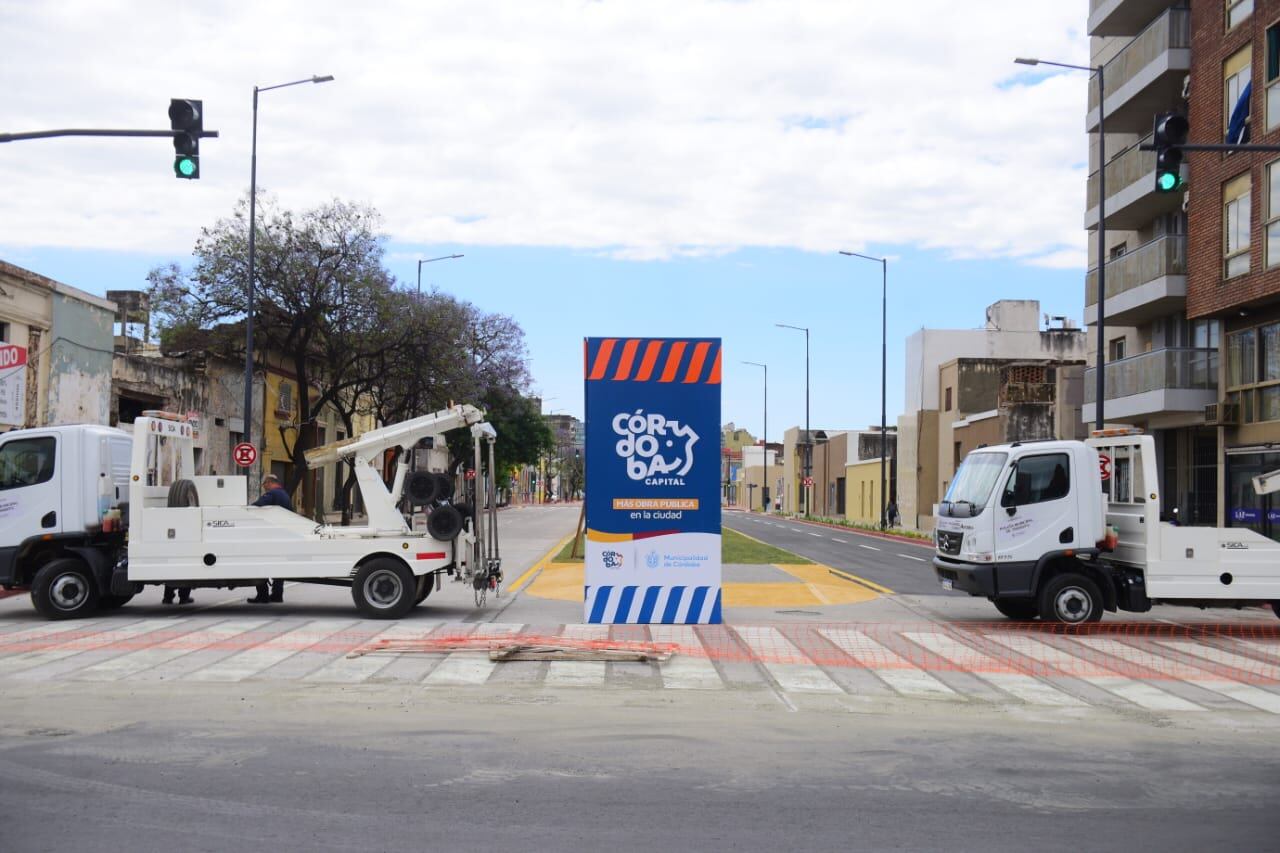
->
{"left": 1153, "top": 112, "right": 1189, "bottom": 193}
{"left": 169, "top": 98, "right": 202, "bottom": 179}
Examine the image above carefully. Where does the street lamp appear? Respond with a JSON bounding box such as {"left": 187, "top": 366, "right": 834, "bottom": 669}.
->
{"left": 839, "top": 250, "right": 888, "bottom": 529}
{"left": 776, "top": 323, "right": 810, "bottom": 516}
{"left": 243, "top": 74, "right": 334, "bottom": 453}
{"left": 417, "top": 254, "right": 464, "bottom": 294}
{"left": 743, "top": 361, "right": 769, "bottom": 514}
{"left": 1016, "top": 56, "right": 1107, "bottom": 429}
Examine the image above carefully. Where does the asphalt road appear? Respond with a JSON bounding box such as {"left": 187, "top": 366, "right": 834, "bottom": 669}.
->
{"left": 2, "top": 679, "right": 1277, "bottom": 853}
{"left": 723, "top": 511, "right": 951, "bottom": 596}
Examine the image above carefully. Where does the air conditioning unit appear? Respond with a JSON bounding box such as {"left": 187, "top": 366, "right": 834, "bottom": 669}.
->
{"left": 1205, "top": 402, "right": 1240, "bottom": 426}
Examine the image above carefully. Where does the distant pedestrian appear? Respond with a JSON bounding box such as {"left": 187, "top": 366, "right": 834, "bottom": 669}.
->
{"left": 162, "top": 585, "right": 193, "bottom": 605}
{"left": 248, "top": 474, "right": 295, "bottom": 604}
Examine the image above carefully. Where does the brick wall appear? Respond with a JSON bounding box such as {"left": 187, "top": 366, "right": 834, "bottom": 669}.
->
{"left": 1187, "top": 1, "right": 1280, "bottom": 318}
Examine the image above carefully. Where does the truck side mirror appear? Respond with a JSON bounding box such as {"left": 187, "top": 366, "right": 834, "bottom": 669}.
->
{"left": 1006, "top": 505, "right": 1016, "bottom": 517}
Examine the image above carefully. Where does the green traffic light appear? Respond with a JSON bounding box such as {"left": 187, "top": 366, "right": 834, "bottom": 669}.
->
{"left": 1157, "top": 171, "right": 1179, "bottom": 192}
{"left": 176, "top": 157, "right": 196, "bottom": 177}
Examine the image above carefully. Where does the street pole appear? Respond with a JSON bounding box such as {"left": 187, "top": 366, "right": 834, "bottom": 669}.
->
{"left": 839, "top": 251, "right": 889, "bottom": 529}
{"left": 1016, "top": 57, "right": 1106, "bottom": 429}
{"left": 416, "top": 253, "right": 464, "bottom": 295}
{"left": 243, "top": 74, "right": 334, "bottom": 454}
{"left": 743, "top": 361, "right": 768, "bottom": 514}
{"left": 776, "top": 324, "right": 811, "bottom": 516}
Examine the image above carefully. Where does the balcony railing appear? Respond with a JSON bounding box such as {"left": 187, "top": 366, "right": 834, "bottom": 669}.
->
{"left": 1085, "top": 234, "right": 1186, "bottom": 306}
{"left": 1084, "top": 347, "right": 1217, "bottom": 404}
{"left": 1086, "top": 134, "right": 1155, "bottom": 212}
{"left": 1087, "top": 7, "right": 1190, "bottom": 114}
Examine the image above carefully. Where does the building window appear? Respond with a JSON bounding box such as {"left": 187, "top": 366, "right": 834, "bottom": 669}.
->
{"left": 1108, "top": 337, "right": 1127, "bottom": 361}
{"left": 1269, "top": 160, "right": 1280, "bottom": 267}
{"left": 0, "top": 321, "right": 8, "bottom": 342}
{"left": 1225, "top": 45, "right": 1252, "bottom": 137}
{"left": 1109, "top": 243, "right": 1128, "bottom": 261}
{"left": 944, "top": 387, "right": 952, "bottom": 411}
{"left": 1228, "top": 0, "right": 1255, "bottom": 30}
{"left": 1227, "top": 323, "right": 1280, "bottom": 423}
{"left": 277, "top": 382, "right": 294, "bottom": 415}
{"left": 1269, "top": 23, "right": 1280, "bottom": 130}
{"left": 953, "top": 441, "right": 962, "bottom": 471}
{"left": 1225, "top": 173, "right": 1252, "bottom": 278}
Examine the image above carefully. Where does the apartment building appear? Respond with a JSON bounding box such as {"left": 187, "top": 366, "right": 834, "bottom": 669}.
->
{"left": 1083, "top": 2, "right": 1221, "bottom": 525}
{"left": 1184, "top": 0, "right": 1280, "bottom": 536}
{"left": 897, "top": 300, "right": 1087, "bottom": 531}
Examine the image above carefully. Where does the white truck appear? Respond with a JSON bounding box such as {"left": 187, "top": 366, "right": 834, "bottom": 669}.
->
{"left": 0, "top": 405, "right": 503, "bottom": 620}
{"left": 933, "top": 429, "right": 1280, "bottom": 624}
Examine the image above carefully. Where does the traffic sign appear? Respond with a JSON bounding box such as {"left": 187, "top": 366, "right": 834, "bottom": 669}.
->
{"left": 802, "top": 476, "right": 814, "bottom": 487}
{"left": 1098, "top": 453, "right": 1112, "bottom": 482}
{"left": 233, "top": 442, "right": 258, "bottom": 468}
{"left": 465, "top": 469, "right": 476, "bottom": 480}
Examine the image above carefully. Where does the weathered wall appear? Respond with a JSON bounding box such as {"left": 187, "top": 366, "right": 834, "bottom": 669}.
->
{"left": 45, "top": 292, "right": 116, "bottom": 426}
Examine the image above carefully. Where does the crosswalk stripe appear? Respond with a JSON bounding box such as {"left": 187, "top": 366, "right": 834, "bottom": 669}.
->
{"left": 1156, "top": 640, "right": 1279, "bottom": 676}
{"left": 0, "top": 619, "right": 174, "bottom": 678}
{"left": 72, "top": 619, "right": 271, "bottom": 682}
{"left": 905, "top": 632, "right": 1084, "bottom": 706}
{"left": 1071, "top": 637, "right": 1280, "bottom": 715}
{"left": 1236, "top": 639, "right": 1280, "bottom": 661}
{"left": 188, "top": 620, "right": 355, "bottom": 681}
{"left": 733, "top": 626, "right": 842, "bottom": 694}
{"left": 546, "top": 625, "right": 609, "bottom": 687}
{"left": 304, "top": 623, "right": 435, "bottom": 683}
{"left": 651, "top": 626, "right": 722, "bottom": 690}
{"left": 819, "top": 628, "right": 957, "bottom": 699}
{"left": 0, "top": 619, "right": 104, "bottom": 645}
{"left": 424, "top": 623, "right": 523, "bottom": 686}
{"left": 983, "top": 633, "right": 1202, "bottom": 712}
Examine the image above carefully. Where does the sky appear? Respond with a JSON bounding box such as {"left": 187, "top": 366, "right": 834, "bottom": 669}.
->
{"left": 1, "top": 1, "right": 1089, "bottom": 439}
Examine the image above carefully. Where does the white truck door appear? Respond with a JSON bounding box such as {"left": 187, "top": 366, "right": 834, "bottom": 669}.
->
{"left": 0, "top": 433, "right": 63, "bottom": 541}
{"left": 993, "top": 451, "right": 1078, "bottom": 564}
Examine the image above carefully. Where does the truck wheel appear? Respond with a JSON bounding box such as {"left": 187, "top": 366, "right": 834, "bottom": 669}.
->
{"left": 32, "top": 558, "right": 100, "bottom": 620}
{"left": 405, "top": 471, "right": 439, "bottom": 505}
{"left": 99, "top": 593, "right": 135, "bottom": 610}
{"left": 352, "top": 559, "right": 415, "bottom": 619}
{"left": 167, "top": 479, "right": 199, "bottom": 508}
{"left": 426, "top": 505, "right": 463, "bottom": 541}
{"left": 1039, "top": 573, "right": 1103, "bottom": 624}
{"left": 993, "top": 599, "right": 1039, "bottom": 620}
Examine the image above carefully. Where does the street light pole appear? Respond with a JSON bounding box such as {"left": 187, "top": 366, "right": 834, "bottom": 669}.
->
{"left": 743, "top": 361, "right": 768, "bottom": 514}
{"left": 1016, "top": 56, "right": 1106, "bottom": 429}
{"left": 416, "top": 253, "right": 465, "bottom": 294}
{"left": 839, "top": 250, "right": 888, "bottom": 529}
{"left": 243, "top": 74, "right": 334, "bottom": 453}
{"left": 776, "top": 323, "right": 810, "bottom": 516}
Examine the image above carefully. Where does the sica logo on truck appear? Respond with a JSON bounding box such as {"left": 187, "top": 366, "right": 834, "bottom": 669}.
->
{"left": 612, "top": 409, "right": 699, "bottom": 485}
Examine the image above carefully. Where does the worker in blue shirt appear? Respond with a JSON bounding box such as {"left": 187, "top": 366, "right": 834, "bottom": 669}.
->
{"left": 248, "top": 474, "right": 295, "bottom": 604}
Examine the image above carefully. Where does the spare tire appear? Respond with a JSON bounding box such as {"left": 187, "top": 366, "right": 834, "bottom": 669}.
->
{"left": 434, "top": 472, "right": 455, "bottom": 502}
{"left": 405, "top": 470, "right": 439, "bottom": 505}
{"left": 167, "top": 479, "right": 199, "bottom": 508}
{"left": 426, "top": 505, "right": 463, "bottom": 541}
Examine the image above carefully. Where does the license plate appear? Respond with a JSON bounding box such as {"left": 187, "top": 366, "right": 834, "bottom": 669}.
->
{"left": 940, "top": 578, "right": 954, "bottom": 591}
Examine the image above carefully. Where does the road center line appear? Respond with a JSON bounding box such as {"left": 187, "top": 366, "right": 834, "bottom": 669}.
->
{"left": 897, "top": 553, "right": 926, "bottom": 562}
{"left": 858, "top": 544, "right": 880, "bottom": 551}
{"left": 831, "top": 538, "right": 848, "bottom": 543}
{"left": 807, "top": 532, "right": 822, "bottom": 537}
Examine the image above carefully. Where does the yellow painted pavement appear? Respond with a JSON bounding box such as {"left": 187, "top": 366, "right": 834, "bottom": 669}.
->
{"left": 522, "top": 559, "right": 886, "bottom": 607}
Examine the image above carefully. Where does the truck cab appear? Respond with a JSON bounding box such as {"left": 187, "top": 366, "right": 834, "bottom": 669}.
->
{"left": 933, "top": 439, "right": 1105, "bottom": 620}
{"left": 0, "top": 424, "right": 133, "bottom": 612}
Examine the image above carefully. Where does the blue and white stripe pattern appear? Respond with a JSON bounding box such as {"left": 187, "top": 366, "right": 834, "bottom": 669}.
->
{"left": 585, "top": 585, "right": 722, "bottom": 624}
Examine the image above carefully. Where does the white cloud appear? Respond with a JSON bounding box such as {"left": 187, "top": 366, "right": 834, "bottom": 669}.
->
{"left": 0, "top": 0, "right": 1088, "bottom": 268}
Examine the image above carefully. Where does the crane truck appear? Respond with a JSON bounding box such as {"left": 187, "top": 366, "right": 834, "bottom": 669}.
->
{"left": 933, "top": 428, "right": 1280, "bottom": 623}
{"left": 0, "top": 405, "right": 503, "bottom": 620}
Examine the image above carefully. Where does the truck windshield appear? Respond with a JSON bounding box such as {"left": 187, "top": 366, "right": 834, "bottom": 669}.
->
{"left": 940, "top": 452, "right": 1007, "bottom": 516}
